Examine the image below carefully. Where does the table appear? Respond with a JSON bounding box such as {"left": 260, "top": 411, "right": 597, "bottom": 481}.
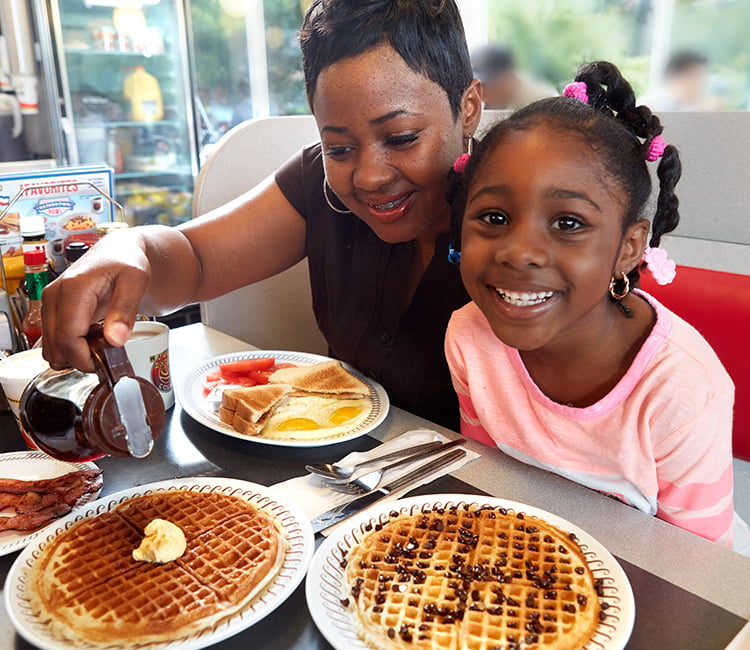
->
{"left": 2, "top": 323, "right": 749, "bottom": 649}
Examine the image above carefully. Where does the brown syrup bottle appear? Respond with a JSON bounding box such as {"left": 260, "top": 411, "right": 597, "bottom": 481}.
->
{"left": 20, "top": 325, "right": 165, "bottom": 462}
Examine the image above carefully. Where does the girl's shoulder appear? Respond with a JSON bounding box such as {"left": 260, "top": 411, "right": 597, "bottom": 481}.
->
{"left": 636, "top": 290, "right": 732, "bottom": 390}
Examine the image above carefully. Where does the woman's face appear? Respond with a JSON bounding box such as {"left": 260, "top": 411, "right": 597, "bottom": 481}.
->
{"left": 312, "top": 44, "right": 480, "bottom": 245}
{"left": 460, "top": 126, "right": 645, "bottom": 354}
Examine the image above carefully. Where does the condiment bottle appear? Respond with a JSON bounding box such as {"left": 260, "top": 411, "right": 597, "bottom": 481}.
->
{"left": 19, "top": 214, "right": 47, "bottom": 255}
{"left": 64, "top": 240, "right": 90, "bottom": 264}
{"left": 21, "top": 249, "right": 48, "bottom": 347}
{"left": 19, "top": 324, "right": 165, "bottom": 462}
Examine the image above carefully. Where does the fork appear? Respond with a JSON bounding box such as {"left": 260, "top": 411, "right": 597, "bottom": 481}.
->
{"left": 322, "top": 439, "right": 463, "bottom": 495}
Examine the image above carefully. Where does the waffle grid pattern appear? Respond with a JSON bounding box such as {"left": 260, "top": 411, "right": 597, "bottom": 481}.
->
{"left": 14, "top": 482, "right": 312, "bottom": 649}
{"left": 317, "top": 498, "right": 627, "bottom": 650}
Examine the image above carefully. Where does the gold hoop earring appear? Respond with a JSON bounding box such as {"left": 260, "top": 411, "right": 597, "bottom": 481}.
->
{"left": 609, "top": 273, "right": 630, "bottom": 300}
{"left": 323, "top": 178, "right": 351, "bottom": 214}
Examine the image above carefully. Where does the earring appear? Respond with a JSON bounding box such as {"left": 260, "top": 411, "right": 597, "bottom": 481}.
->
{"left": 465, "top": 134, "right": 474, "bottom": 155}
{"left": 608, "top": 272, "right": 630, "bottom": 300}
{"left": 323, "top": 178, "right": 352, "bottom": 214}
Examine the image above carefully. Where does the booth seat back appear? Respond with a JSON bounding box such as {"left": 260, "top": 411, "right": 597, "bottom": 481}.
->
{"left": 193, "top": 116, "right": 328, "bottom": 355}
{"left": 640, "top": 265, "right": 750, "bottom": 461}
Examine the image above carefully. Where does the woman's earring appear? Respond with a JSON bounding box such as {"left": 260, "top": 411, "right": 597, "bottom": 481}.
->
{"left": 608, "top": 272, "right": 630, "bottom": 300}
{"left": 323, "top": 178, "right": 352, "bottom": 214}
{"left": 465, "top": 134, "right": 474, "bottom": 155}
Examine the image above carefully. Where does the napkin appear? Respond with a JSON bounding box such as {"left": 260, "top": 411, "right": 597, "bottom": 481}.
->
{"left": 270, "top": 429, "right": 479, "bottom": 535}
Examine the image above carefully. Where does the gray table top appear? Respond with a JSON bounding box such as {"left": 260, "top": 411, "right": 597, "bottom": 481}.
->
{"left": 2, "top": 323, "right": 749, "bottom": 649}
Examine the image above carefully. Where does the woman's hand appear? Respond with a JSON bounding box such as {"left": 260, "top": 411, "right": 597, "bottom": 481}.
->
{"left": 41, "top": 228, "right": 153, "bottom": 371}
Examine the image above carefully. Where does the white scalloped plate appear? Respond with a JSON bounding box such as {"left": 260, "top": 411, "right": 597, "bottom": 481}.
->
{"left": 5, "top": 477, "right": 314, "bottom": 650}
{"left": 0, "top": 451, "right": 102, "bottom": 557}
{"left": 306, "top": 494, "right": 634, "bottom": 650}
{"left": 177, "top": 350, "right": 390, "bottom": 447}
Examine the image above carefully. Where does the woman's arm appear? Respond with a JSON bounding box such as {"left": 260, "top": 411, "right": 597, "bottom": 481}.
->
{"left": 41, "top": 175, "right": 306, "bottom": 372}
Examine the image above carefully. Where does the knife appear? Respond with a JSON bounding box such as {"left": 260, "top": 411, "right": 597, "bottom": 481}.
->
{"left": 310, "top": 447, "right": 467, "bottom": 533}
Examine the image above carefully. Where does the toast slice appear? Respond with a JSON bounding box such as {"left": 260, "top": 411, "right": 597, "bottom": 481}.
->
{"left": 268, "top": 360, "right": 369, "bottom": 399}
{"left": 219, "top": 384, "right": 290, "bottom": 435}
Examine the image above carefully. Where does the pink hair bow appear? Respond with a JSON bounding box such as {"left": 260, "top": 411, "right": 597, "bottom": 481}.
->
{"left": 563, "top": 81, "right": 588, "bottom": 104}
{"left": 453, "top": 153, "right": 470, "bottom": 174}
{"left": 643, "top": 246, "right": 676, "bottom": 285}
{"left": 647, "top": 135, "right": 667, "bottom": 162}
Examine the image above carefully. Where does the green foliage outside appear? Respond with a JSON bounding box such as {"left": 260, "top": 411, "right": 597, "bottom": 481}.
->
{"left": 486, "top": 0, "right": 749, "bottom": 109}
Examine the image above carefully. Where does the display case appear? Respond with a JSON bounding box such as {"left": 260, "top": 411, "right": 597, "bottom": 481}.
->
{"left": 44, "top": 0, "right": 198, "bottom": 227}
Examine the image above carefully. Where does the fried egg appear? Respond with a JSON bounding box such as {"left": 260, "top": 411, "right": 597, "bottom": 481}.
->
{"left": 261, "top": 396, "right": 373, "bottom": 440}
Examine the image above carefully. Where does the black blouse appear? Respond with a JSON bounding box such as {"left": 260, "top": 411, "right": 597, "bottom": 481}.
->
{"left": 275, "top": 143, "right": 469, "bottom": 430}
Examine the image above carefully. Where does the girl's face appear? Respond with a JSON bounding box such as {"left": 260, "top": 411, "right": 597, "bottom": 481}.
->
{"left": 312, "top": 44, "right": 481, "bottom": 244}
{"left": 460, "top": 125, "right": 646, "bottom": 354}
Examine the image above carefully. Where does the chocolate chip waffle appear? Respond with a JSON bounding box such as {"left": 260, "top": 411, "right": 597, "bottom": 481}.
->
{"left": 343, "top": 504, "right": 601, "bottom": 650}
{"left": 27, "top": 489, "right": 286, "bottom": 646}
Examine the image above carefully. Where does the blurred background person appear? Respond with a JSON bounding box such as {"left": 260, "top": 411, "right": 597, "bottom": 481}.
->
{"left": 471, "top": 43, "right": 557, "bottom": 110}
{"left": 641, "top": 51, "right": 722, "bottom": 111}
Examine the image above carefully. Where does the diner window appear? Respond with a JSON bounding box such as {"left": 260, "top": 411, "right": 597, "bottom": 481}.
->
{"left": 189, "top": 0, "right": 750, "bottom": 158}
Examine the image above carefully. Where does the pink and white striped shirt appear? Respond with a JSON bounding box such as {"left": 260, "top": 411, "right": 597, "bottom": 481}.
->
{"left": 445, "top": 292, "right": 750, "bottom": 555}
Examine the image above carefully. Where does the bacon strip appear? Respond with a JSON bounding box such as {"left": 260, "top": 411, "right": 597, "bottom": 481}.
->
{"left": 0, "top": 468, "right": 103, "bottom": 532}
{"left": 0, "top": 468, "right": 102, "bottom": 495}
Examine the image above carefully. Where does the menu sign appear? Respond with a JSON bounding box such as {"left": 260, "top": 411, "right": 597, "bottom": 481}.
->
{"left": 0, "top": 164, "right": 115, "bottom": 269}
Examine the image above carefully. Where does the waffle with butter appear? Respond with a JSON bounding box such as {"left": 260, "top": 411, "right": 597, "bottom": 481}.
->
{"left": 27, "top": 489, "right": 286, "bottom": 646}
{"left": 344, "top": 504, "right": 601, "bottom": 650}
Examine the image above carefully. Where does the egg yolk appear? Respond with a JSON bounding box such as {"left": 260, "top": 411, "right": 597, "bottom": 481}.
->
{"left": 277, "top": 417, "right": 320, "bottom": 431}
{"left": 328, "top": 406, "right": 362, "bottom": 425}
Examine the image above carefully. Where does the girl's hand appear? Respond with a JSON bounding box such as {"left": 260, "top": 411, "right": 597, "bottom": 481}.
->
{"left": 41, "top": 229, "right": 152, "bottom": 373}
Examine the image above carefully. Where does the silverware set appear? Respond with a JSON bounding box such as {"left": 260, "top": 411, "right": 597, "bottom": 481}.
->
{"left": 306, "top": 438, "right": 464, "bottom": 495}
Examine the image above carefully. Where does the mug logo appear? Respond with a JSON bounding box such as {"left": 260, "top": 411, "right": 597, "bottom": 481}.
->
{"left": 149, "top": 349, "right": 171, "bottom": 392}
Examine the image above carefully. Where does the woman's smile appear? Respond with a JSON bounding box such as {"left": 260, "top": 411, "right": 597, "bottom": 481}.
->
{"left": 364, "top": 191, "right": 416, "bottom": 223}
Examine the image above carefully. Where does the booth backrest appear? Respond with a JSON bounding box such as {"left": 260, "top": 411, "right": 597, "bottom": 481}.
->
{"left": 640, "top": 266, "right": 750, "bottom": 461}
{"left": 193, "top": 116, "right": 328, "bottom": 355}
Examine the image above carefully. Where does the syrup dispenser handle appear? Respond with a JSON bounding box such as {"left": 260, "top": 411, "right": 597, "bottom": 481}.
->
{"left": 86, "top": 324, "right": 137, "bottom": 388}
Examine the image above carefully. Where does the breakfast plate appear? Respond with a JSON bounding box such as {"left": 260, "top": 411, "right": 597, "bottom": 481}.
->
{"left": 177, "top": 350, "right": 390, "bottom": 447}
{"left": 5, "top": 477, "right": 315, "bottom": 650}
{"left": 306, "top": 494, "right": 635, "bottom": 650}
{"left": 0, "top": 451, "right": 102, "bottom": 557}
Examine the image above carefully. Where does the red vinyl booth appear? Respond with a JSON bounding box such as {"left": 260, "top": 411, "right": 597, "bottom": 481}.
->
{"left": 640, "top": 265, "right": 750, "bottom": 461}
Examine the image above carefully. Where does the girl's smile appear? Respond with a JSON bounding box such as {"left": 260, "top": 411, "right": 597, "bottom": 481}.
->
{"left": 460, "top": 125, "right": 646, "bottom": 356}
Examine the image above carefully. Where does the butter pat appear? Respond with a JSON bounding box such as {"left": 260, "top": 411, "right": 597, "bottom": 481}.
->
{"left": 132, "top": 518, "right": 186, "bottom": 563}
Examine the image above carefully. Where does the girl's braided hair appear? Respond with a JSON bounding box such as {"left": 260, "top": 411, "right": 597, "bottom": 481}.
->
{"left": 448, "top": 60, "right": 682, "bottom": 288}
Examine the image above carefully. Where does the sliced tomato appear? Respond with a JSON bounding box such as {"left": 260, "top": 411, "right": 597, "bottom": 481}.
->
{"left": 202, "top": 378, "right": 223, "bottom": 397}
{"left": 205, "top": 370, "right": 222, "bottom": 383}
{"left": 218, "top": 358, "right": 276, "bottom": 374}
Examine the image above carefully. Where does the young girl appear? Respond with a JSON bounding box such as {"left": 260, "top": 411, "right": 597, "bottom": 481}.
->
{"left": 445, "top": 61, "right": 749, "bottom": 554}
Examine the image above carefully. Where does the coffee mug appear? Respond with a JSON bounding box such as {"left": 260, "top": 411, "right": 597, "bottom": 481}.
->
{"left": 0, "top": 348, "right": 49, "bottom": 447}
{"left": 124, "top": 321, "right": 174, "bottom": 409}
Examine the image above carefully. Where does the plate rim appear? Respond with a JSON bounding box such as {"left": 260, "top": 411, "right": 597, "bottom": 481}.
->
{"left": 5, "top": 476, "right": 315, "bottom": 650}
{"left": 0, "top": 450, "right": 102, "bottom": 557}
{"left": 176, "top": 350, "right": 390, "bottom": 448}
{"left": 305, "top": 493, "right": 635, "bottom": 650}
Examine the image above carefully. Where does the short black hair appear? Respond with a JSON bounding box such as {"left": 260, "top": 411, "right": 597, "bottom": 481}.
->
{"left": 298, "top": 0, "right": 473, "bottom": 119}
{"left": 471, "top": 44, "right": 515, "bottom": 83}
{"left": 664, "top": 50, "right": 708, "bottom": 78}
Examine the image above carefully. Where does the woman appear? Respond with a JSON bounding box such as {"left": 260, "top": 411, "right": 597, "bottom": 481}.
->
{"left": 41, "top": 0, "right": 482, "bottom": 429}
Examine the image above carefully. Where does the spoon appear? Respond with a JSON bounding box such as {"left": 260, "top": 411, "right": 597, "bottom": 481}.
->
{"left": 305, "top": 439, "right": 459, "bottom": 482}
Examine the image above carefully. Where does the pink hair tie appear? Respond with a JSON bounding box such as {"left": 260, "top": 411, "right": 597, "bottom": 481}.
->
{"left": 563, "top": 81, "right": 588, "bottom": 104}
{"left": 646, "top": 135, "right": 667, "bottom": 162}
{"left": 453, "top": 153, "right": 470, "bottom": 174}
{"left": 643, "top": 246, "right": 676, "bottom": 285}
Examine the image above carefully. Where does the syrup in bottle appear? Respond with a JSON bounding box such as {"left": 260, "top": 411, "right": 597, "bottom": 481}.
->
{"left": 20, "top": 325, "right": 164, "bottom": 462}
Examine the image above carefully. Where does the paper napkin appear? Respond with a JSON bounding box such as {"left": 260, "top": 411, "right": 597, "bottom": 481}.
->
{"left": 270, "top": 428, "right": 479, "bottom": 534}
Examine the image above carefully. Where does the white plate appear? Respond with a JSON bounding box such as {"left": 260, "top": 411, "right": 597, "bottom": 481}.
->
{"left": 5, "top": 477, "right": 315, "bottom": 650}
{"left": 177, "top": 350, "right": 390, "bottom": 447}
{"left": 0, "top": 451, "right": 102, "bottom": 557}
{"left": 306, "top": 494, "right": 635, "bottom": 650}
